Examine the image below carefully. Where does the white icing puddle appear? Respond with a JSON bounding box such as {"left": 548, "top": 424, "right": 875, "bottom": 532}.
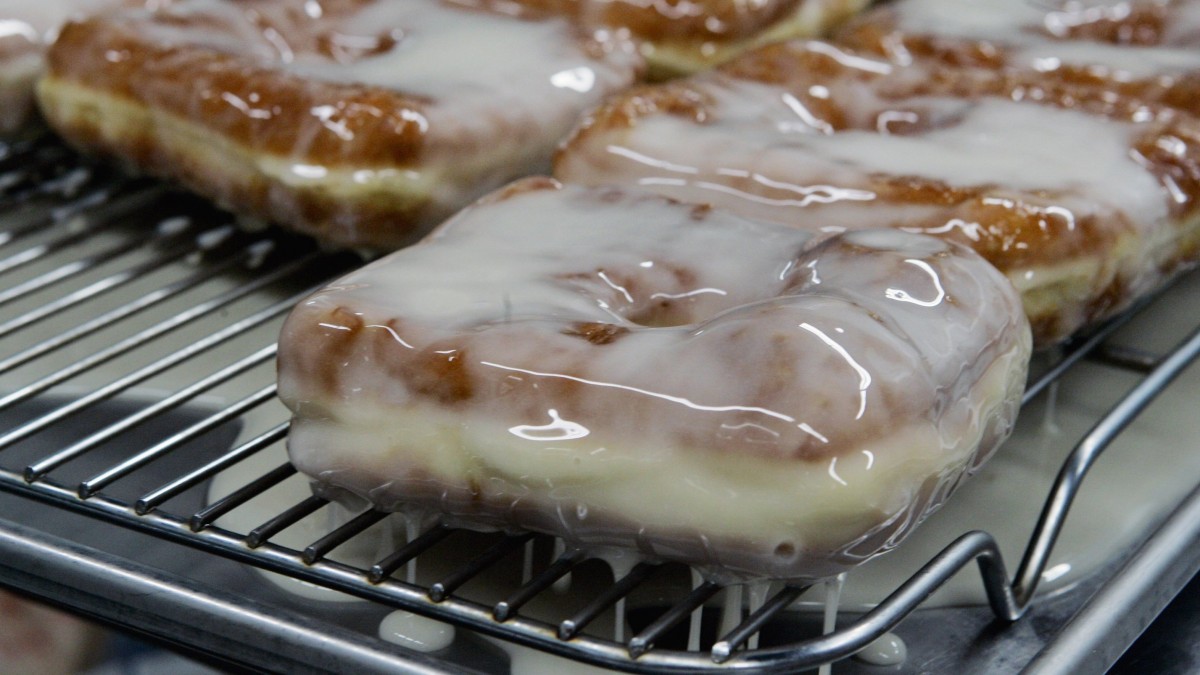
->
{"left": 856, "top": 632, "right": 907, "bottom": 666}
{"left": 819, "top": 574, "right": 846, "bottom": 675}
{"left": 379, "top": 610, "right": 455, "bottom": 653}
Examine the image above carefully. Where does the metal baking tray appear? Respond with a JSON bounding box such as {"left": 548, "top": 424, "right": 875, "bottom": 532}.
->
{"left": 0, "top": 137, "right": 1198, "bottom": 673}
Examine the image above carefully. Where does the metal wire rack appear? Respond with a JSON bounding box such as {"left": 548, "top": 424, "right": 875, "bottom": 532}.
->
{"left": 0, "top": 136, "right": 1198, "bottom": 673}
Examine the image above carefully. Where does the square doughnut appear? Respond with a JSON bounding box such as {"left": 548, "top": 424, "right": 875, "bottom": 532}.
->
{"left": 555, "top": 39, "right": 1200, "bottom": 345}
{"left": 277, "top": 178, "right": 1031, "bottom": 580}
{"left": 35, "top": 0, "right": 643, "bottom": 250}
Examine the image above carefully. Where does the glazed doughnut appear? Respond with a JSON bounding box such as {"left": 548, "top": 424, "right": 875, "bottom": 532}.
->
{"left": 560, "top": 0, "right": 874, "bottom": 78}
{"left": 837, "top": 0, "right": 1200, "bottom": 117}
{"left": 555, "top": 40, "right": 1200, "bottom": 346}
{"left": 34, "top": 0, "right": 642, "bottom": 250}
{"left": 277, "top": 178, "right": 1031, "bottom": 581}
{"left": 0, "top": 0, "right": 150, "bottom": 134}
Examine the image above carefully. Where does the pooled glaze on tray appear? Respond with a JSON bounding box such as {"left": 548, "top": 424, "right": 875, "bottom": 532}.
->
{"left": 37, "top": 0, "right": 642, "bottom": 249}
{"left": 555, "top": 39, "right": 1200, "bottom": 345}
{"left": 277, "top": 178, "right": 1030, "bottom": 581}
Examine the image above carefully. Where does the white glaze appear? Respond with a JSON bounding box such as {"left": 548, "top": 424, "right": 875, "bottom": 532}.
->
{"left": 222, "top": 271, "right": 1200, "bottom": 616}
{"left": 885, "top": 0, "right": 1200, "bottom": 76}
{"left": 837, "top": 345, "right": 1200, "bottom": 607}
{"left": 855, "top": 632, "right": 907, "bottom": 666}
{"left": 134, "top": 0, "right": 639, "bottom": 131}
{"left": 570, "top": 0, "right": 871, "bottom": 76}
{"left": 209, "top": 263, "right": 1195, "bottom": 669}
{"left": 278, "top": 180, "right": 1030, "bottom": 581}
{"left": 830, "top": 269, "right": 1200, "bottom": 608}
{"left": 378, "top": 610, "right": 455, "bottom": 653}
{"left": 206, "top": 269, "right": 1199, "bottom": 675}
{"left": 42, "top": 0, "right": 642, "bottom": 248}
{"left": 555, "top": 40, "right": 1195, "bottom": 345}
{"left": 0, "top": 0, "right": 133, "bottom": 46}
{"left": 745, "top": 579, "right": 771, "bottom": 650}
{"left": 817, "top": 574, "right": 844, "bottom": 675}
{"left": 564, "top": 78, "right": 1167, "bottom": 234}
{"left": 687, "top": 568, "right": 704, "bottom": 651}
{"left": 718, "top": 584, "right": 743, "bottom": 639}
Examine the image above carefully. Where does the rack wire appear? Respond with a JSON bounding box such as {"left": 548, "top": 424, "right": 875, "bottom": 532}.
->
{"left": 0, "top": 138, "right": 1198, "bottom": 673}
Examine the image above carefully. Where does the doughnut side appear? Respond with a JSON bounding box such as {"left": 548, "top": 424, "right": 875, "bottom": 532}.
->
{"left": 36, "top": 76, "right": 439, "bottom": 250}
{"left": 277, "top": 180, "right": 1031, "bottom": 581}
{"left": 577, "top": 0, "right": 873, "bottom": 79}
{"left": 554, "top": 41, "right": 1200, "bottom": 346}
{"left": 35, "top": 1, "right": 642, "bottom": 250}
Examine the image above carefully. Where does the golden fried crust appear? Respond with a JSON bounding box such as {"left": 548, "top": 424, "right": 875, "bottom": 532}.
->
{"left": 582, "top": 0, "right": 809, "bottom": 42}
{"left": 46, "top": 11, "right": 430, "bottom": 167}
{"left": 571, "top": 40, "right": 1200, "bottom": 231}
{"left": 535, "top": 0, "right": 872, "bottom": 77}
{"left": 37, "top": 0, "right": 641, "bottom": 250}
{"left": 557, "top": 40, "right": 1200, "bottom": 345}
{"left": 836, "top": 1, "right": 1200, "bottom": 117}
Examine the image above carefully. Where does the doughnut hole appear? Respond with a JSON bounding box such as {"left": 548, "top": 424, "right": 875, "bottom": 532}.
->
{"left": 563, "top": 260, "right": 764, "bottom": 329}
{"left": 625, "top": 297, "right": 696, "bottom": 328}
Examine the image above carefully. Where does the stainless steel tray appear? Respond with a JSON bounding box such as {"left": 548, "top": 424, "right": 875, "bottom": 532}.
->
{"left": 0, "top": 137, "right": 1198, "bottom": 673}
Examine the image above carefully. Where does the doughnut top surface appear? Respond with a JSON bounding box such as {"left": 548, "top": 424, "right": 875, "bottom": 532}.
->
{"left": 840, "top": 0, "right": 1200, "bottom": 76}
{"left": 562, "top": 0, "right": 813, "bottom": 43}
{"left": 277, "top": 179, "right": 1031, "bottom": 579}
{"left": 46, "top": 0, "right": 642, "bottom": 163}
{"left": 283, "top": 178, "right": 1029, "bottom": 463}
{"left": 561, "top": 40, "right": 1189, "bottom": 256}
{"left": 121, "top": 0, "right": 631, "bottom": 96}
{"left": 555, "top": 39, "right": 1200, "bottom": 343}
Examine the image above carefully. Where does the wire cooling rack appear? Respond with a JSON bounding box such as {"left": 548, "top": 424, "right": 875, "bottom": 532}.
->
{"left": 0, "top": 136, "right": 1198, "bottom": 673}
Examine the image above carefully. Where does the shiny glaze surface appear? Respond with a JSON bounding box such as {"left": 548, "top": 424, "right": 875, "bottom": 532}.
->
{"left": 838, "top": 0, "right": 1200, "bottom": 115}
{"left": 0, "top": 0, "right": 127, "bottom": 54}
{"left": 841, "top": 0, "right": 1200, "bottom": 72}
{"left": 515, "top": 0, "right": 869, "bottom": 76}
{"left": 38, "top": 0, "right": 641, "bottom": 249}
{"left": 573, "top": 0, "right": 810, "bottom": 42}
{"left": 277, "top": 179, "right": 1030, "bottom": 580}
{"left": 45, "top": 0, "right": 640, "bottom": 161}
{"left": 555, "top": 39, "right": 1200, "bottom": 345}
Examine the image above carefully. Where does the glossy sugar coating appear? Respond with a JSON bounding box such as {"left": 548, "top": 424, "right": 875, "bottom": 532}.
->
{"left": 555, "top": 39, "right": 1200, "bottom": 345}
{"left": 277, "top": 179, "right": 1031, "bottom": 581}
{"left": 35, "top": 0, "right": 642, "bottom": 249}
{"left": 837, "top": 0, "right": 1200, "bottom": 116}
{"left": 558, "top": 0, "right": 873, "bottom": 77}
